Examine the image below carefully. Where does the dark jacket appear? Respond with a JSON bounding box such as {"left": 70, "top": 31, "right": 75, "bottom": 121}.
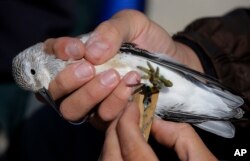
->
{"left": 174, "top": 8, "right": 250, "bottom": 110}
{"left": 173, "top": 8, "right": 250, "bottom": 160}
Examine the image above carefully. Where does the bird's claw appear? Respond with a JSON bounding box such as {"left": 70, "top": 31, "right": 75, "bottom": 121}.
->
{"left": 137, "top": 61, "right": 173, "bottom": 92}
{"left": 136, "top": 62, "right": 173, "bottom": 108}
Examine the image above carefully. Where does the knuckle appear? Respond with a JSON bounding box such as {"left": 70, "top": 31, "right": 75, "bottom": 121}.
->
{"left": 176, "top": 123, "right": 195, "bottom": 138}
{"left": 98, "top": 20, "right": 121, "bottom": 38}
{"left": 115, "top": 9, "right": 142, "bottom": 18}
{"left": 43, "top": 38, "right": 55, "bottom": 54}
{"left": 52, "top": 37, "right": 70, "bottom": 57}
{"left": 59, "top": 101, "right": 77, "bottom": 121}
{"left": 54, "top": 73, "right": 71, "bottom": 94}
{"left": 178, "top": 123, "right": 193, "bottom": 132}
{"left": 98, "top": 105, "right": 117, "bottom": 122}
{"left": 98, "top": 93, "right": 128, "bottom": 122}
{"left": 59, "top": 99, "right": 86, "bottom": 122}
{"left": 116, "top": 9, "right": 147, "bottom": 23}
{"left": 112, "top": 92, "right": 128, "bottom": 104}
{"left": 85, "top": 87, "right": 100, "bottom": 101}
{"left": 52, "top": 39, "right": 60, "bottom": 52}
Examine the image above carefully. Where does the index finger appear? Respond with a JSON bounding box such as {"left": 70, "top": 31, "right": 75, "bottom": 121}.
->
{"left": 151, "top": 119, "right": 218, "bottom": 161}
{"left": 44, "top": 37, "right": 86, "bottom": 60}
{"left": 117, "top": 102, "right": 158, "bottom": 161}
{"left": 84, "top": 10, "right": 150, "bottom": 65}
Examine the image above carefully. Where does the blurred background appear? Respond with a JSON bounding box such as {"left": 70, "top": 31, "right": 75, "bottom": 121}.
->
{"left": 147, "top": 0, "right": 250, "bottom": 34}
{"left": 0, "top": 0, "right": 249, "bottom": 161}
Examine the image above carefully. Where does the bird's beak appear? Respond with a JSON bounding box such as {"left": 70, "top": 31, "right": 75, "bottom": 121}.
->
{"left": 37, "top": 87, "right": 89, "bottom": 125}
{"left": 37, "top": 87, "right": 62, "bottom": 117}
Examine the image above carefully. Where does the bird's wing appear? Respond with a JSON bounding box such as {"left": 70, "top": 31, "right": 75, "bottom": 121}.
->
{"left": 156, "top": 109, "right": 233, "bottom": 123}
{"left": 195, "top": 121, "right": 235, "bottom": 138}
{"left": 155, "top": 109, "right": 236, "bottom": 138}
{"left": 120, "top": 43, "right": 246, "bottom": 138}
{"left": 120, "top": 43, "right": 244, "bottom": 109}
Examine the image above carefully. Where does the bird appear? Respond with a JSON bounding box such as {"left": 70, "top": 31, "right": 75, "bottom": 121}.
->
{"left": 12, "top": 35, "right": 245, "bottom": 138}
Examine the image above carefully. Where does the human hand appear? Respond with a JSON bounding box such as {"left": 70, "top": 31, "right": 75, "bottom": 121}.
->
{"left": 43, "top": 9, "right": 203, "bottom": 127}
{"left": 81, "top": 9, "right": 203, "bottom": 72}
{"left": 100, "top": 102, "right": 218, "bottom": 161}
{"left": 43, "top": 37, "right": 140, "bottom": 128}
{"left": 43, "top": 37, "right": 141, "bottom": 129}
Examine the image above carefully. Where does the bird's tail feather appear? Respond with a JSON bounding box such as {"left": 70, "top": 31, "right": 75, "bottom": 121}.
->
{"left": 208, "top": 84, "right": 244, "bottom": 109}
{"left": 194, "top": 121, "right": 235, "bottom": 138}
{"left": 156, "top": 109, "right": 241, "bottom": 138}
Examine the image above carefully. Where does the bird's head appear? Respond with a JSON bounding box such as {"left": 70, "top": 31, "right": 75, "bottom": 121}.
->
{"left": 12, "top": 43, "right": 52, "bottom": 92}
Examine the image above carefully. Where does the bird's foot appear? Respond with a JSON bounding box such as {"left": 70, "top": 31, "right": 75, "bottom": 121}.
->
{"left": 137, "top": 61, "right": 173, "bottom": 91}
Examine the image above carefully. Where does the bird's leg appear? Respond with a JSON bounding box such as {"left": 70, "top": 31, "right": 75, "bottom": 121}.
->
{"left": 135, "top": 62, "right": 173, "bottom": 141}
{"left": 133, "top": 85, "right": 159, "bottom": 141}
{"left": 136, "top": 61, "right": 173, "bottom": 111}
{"left": 137, "top": 61, "right": 173, "bottom": 92}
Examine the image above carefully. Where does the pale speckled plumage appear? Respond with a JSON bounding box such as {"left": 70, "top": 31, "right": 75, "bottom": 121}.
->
{"left": 12, "top": 43, "right": 67, "bottom": 91}
{"left": 12, "top": 35, "right": 245, "bottom": 138}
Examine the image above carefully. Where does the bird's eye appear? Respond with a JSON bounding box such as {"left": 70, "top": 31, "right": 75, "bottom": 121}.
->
{"left": 30, "top": 69, "right": 36, "bottom": 75}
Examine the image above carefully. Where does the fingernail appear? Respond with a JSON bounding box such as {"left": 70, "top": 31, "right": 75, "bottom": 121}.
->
{"left": 86, "top": 33, "right": 109, "bottom": 59}
{"left": 65, "top": 41, "right": 80, "bottom": 58}
{"left": 74, "top": 62, "right": 94, "bottom": 79}
{"left": 100, "top": 70, "right": 119, "bottom": 87}
{"left": 123, "top": 72, "right": 140, "bottom": 85}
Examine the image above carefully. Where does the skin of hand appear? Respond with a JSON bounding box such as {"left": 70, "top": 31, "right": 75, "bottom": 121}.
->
{"left": 43, "top": 9, "right": 204, "bottom": 127}
{"left": 99, "top": 101, "right": 218, "bottom": 161}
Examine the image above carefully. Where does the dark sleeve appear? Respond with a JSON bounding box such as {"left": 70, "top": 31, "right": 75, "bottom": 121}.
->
{"left": 173, "top": 8, "right": 250, "bottom": 105}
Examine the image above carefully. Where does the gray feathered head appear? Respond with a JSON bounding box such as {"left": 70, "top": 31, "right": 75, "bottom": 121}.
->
{"left": 12, "top": 43, "right": 50, "bottom": 91}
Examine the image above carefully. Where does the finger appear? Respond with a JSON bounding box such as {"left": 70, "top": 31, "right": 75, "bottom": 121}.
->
{"left": 90, "top": 71, "right": 140, "bottom": 130}
{"left": 98, "top": 71, "right": 140, "bottom": 122}
{"left": 43, "top": 38, "right": 56, "bottom": 54}
{"left": 44, "top": 37, "right": 85, "bottom": 60}
{"left": 48, "top": 61, "right": 95, "bottom": 100}
{"left": 151, "top": 119, "right": 217, "bottom": 161}
{"left": 59, "top": 69, "right": 120, "bottom": 121}
{"left": 100, "top": 119, "right": 123, "bottom": 161}
{"left": 85, "top": 10, "right": 150, "bottom": 64}
{"left": 151, "top": 119, "right": 188, "bottom": 148}
{"left": 117, "top": 102, "right": 158, "bottom": 161}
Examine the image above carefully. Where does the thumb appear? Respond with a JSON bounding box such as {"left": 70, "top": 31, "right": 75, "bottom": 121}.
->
{"left": 116, "top": 102, "right": 158, "bottom": 161}
{"left": 85, "top": 10, "right": 150, "bottom": 65}
{"left": 151, "top": 119, "right": 218, "bottom": 161}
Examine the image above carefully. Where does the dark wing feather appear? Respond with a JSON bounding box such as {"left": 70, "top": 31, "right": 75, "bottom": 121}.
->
{"left": 121, "top": 43, "right": 223, "bottom": 88}
{"left": 155, "top": 109, "right": 239, "bottom": 123}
